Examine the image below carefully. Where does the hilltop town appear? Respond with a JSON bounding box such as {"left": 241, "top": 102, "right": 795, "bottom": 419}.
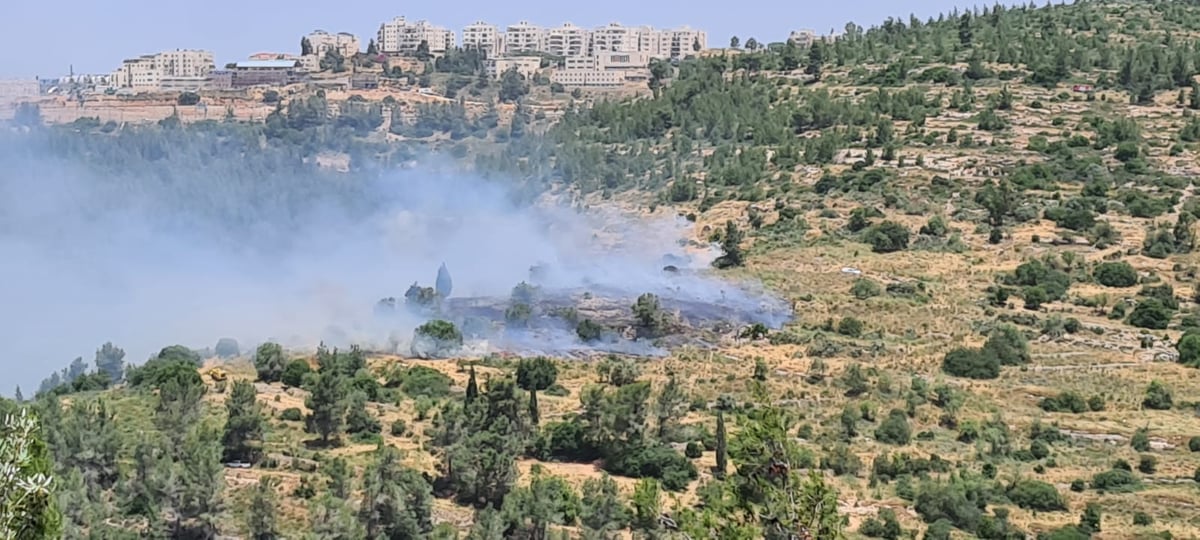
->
{"left": 0, "top": 16, "right": 831, "bottom": 126}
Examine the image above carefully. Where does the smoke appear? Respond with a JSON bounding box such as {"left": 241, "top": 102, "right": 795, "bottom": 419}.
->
{"left": 0, "top": 131, "right": 789, "bottom": 394}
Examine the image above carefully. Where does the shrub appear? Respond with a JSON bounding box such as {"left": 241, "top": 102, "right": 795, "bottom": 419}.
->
{"left": 822, "top": 444, "right": 862, "bottom": 476}
{"left": 920, "top": 215, "right": 949, "bottom": 237}
{"left": 576, "top": 319, "right": 603, "bottom": 342}
{"left": 1007, "top": 479, "right": 1067, "bottom": 511}
{"left": 1137, "top": 454, "right": 1157, "bottom": 474}
{"left": 1069, "top": 479, "right": 1085, "bottom": 492}
{"left": 684, "top": 441, "right": 703, "bottom": 459}
{"left": 1087, "top": 395, "right": 1106, "bottom": 411}
{"left": 1093, "top": 261, "right": 1138, "bottom": 287}
{"left": 399, "top": 366, "right": 453, "bottom": 398}
{"left": 411, "top": 320, "right": 463, "bottom": 358}
{"left": 1133, "top": 512, "right": 1153, "bottom": 526}
{"left": 851, "top": 278, "right": 883, "bottom": 299}
{"left": 864, "top": 221, "right": 911, "bottom": 253}
{"left": 281, "top": 359, "right": 312, "bottom": 388}
{"left": 390, "top": 419, "right": 407, "bottom": 436}
{"left": 1129, "top": 426, "right": 1152, "bottom": 452}
{"left": 1188, "top": 436, "right": 1200, "bottom": 452}
{"left": 155, "top": 345, "right": 203, "bottom": 366}
{"left": 1091, "top": 468, "right": 1139, "bottom": 492}
{"left": 875, "top": 409, "right": 912, "bottom": 446}
{"left": 1030, "top": 439, "right": 1050, "bottom": 459}
{"left": 860, "top": 508, "right": 902, "bottom": 539}
{"left": 280, "top": 408, "right": 303, "bottom": 422}
{"left": 922, "top": 519, "right": 954, "bottom": 540}
{"left": 1142, "top": 381, "right": 1173, "bottom": 410}
{"left": 126, "top": 358, "right": 201, "bottom": 389}
{"left": 603, "top": 444, "right": 698, "bottom": 491}
{"left": 530, "top": 420, "right": 601, "bottom": 463}
{"left": 253, "top": 342, "right": 286, "bottom": 383}
{"left": 1176, "top": 333, "right": 1200, "bottom": 368}
{"left": 941, "top": 348, "right": 1000, "bottom": 379}
{"left": 983, "top": 325, "right": 1030, "bottom": 365}
{"left": 177, "top": 91, "right": 201, "bottom": 106}
{"left": 1127, "top": 298, "right": 1172, "bottom": 330}
{"left": 1040, "top": 391, "right": 1088, "bottom": 413}
{"left": 837, "top": 317, "right": 865, "bottom": 338}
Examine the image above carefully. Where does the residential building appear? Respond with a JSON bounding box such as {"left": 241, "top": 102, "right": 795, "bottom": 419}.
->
{"left": 249, "top": 52, "right": 319, "bottom": 72}
{"left": 787, "top": 29, "right": 817, "bottom": 48}
{"left": 462, "top": 21, "right": 502, "bottom": 57}
{"left": 229, "top": 60, "right": 301, "bottom": 88}
{"left": 550, "top": 69, "right": 624, "bottom": 87}
{"left": 553, "top": 51, "right": 650, "bottom": 87}
{"left": 109, "top": 56, "right": 160, "bottom": 90}
{"left": 109, "top": 49, "right": 214, "bottom": 90}
{"left": 487, "top": 56, "right": 541, "bottom": 79}
{"left": 658, "top": 26, "right": 706, "bottom": 59}
{"left": 305, "top": 30, "right": 361, "bottom": 58}
{"left": 207, "top": 70, "right": 233, "bottom": 90}
{"left": 0, "top": 79, "right": 39, "bottom": 101}
{"left": 504, "top": 21, "right": 544, "bottom": 54}
{"left": 377, "top": 16, "right": 454, "bottom": 54}
{"left": 591, "top": 23, "right": 647, "bottom": 55}
{"left": 545, "top": 22, "right": 589, "bottom": 57}
{"left": 158, "top": 77, "right": 208, "bottom": 91}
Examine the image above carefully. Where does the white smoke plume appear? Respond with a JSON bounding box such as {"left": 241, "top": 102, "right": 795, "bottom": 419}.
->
{"left": 0, "top": 133, "right": 789, "bottom": 394}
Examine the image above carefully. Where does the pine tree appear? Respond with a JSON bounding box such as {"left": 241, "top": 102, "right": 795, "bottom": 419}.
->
{"left": 222, "top": 380, "right": 265, "bottom": 464}
{"left": 13, "top": 386, "right": 22, "bottom": 402}
{"left": 358, "top": 445, "right": 433, "bottom": 539}
{"left": 305, "top": 373, "right": 346, "bottom": 444}
{"left": 94, "top": 342, "right": 125, "bottom": 383}
{"left": 246, "top": 476, "right": 279, "bottom": 540}
{"left": 654, "top": 371, "right": 688, "bottom": 441}
{"left": 1191, "top": 80, "right": 1200, "bottom": 110}
{"left": 714, "top": 410, "right": 728, "bottom": 479}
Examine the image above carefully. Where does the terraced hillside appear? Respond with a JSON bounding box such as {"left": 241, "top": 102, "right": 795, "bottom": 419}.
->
{"left": 6, "top": 1, "right": 1200, "bottom": 539}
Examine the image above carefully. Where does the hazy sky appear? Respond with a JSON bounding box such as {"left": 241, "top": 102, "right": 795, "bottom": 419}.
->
{"left": 0, "top": 0, "right": 1021, "bottom": 79}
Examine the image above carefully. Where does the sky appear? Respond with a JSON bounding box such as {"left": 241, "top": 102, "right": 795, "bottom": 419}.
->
{"left": 0, "top": 0, "right": 1031, "bottom": 79}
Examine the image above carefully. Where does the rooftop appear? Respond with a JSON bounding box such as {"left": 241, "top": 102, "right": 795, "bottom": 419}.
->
{"left": 233, "top": 60, "right": 299, "bottom": 69}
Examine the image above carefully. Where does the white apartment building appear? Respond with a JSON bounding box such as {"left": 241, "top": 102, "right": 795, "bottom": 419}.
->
{"left": 487, "top": 56, "right": 542, "bottom": 79}
{"left": 591, "top": 23, "right": 649, "bottom": 54}
{"left": 544, "top": 23, "right": 589, "bottom": 57}
{"left": 554, "top": 51, "right": 651, "bottom": 87}
{"left": 109, "top": 49, "right": 215, "bottom": 90}
{"left": 305, "top": 30, "right": 361, "bottom": 57}
{"left": 504, "top": 21, "right": 544, "bottom": 54}
{"left": 462, "top": 21, "right": 503, "bottom": 57}
{"left": 787, "top": 29, "right": 817, "bottom": 48}
{"left": 658, "top": 26, "right": 707, "bottom": 59}
{"left": 377, "top": 16, "right": 455, "bottom": 54}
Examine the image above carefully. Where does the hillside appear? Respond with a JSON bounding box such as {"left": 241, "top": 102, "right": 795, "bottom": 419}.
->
{"left": 6, "top": 1, "right": 1200, "bottom": 539}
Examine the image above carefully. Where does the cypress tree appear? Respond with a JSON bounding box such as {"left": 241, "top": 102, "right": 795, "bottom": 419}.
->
{"left": 465, "top": 366, "right": 479, "bottom": 404}
{"left": 528, "top": 389, "right": 540, "bottom": 426}
{"left": 714, "top": 410, "right": 728, "bottom": 479}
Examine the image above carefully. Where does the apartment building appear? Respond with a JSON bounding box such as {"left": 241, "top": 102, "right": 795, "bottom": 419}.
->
{"left": 658, "top": 26, "right": 707, "bottom": 59}
{"left": 487, "top": 56, "right": 542, "bottom": 79}
{"left": 591, "top": 23, "right": 649, "bottom": 54}
{"left": 462, "top": 21, "right": 503, "bottom": 57}
{"left": 504, "top": 20, "right": 544, "bottom": 54}
{"left": 305, "top": 30, "right": 361, "bottom": 57}
{"left": 377, "top": 16, "right": 455, "bottom": 54}
{"left": 109, "top": 49, "right": 215, "bottom": 90}
{"left": 553, "top": 50, "right": 651, "bottom": 87}
{"left": 110, "top": 56, "right": 159, "bottom": 89}
{"left": 787, "top": 29, "right": 817, "bottom": 48}
{"left": 544, "top": 23, "right": 589, "bottom": 57}
{"left": 0, "top": 79, "right": 39, "bottom": 101}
